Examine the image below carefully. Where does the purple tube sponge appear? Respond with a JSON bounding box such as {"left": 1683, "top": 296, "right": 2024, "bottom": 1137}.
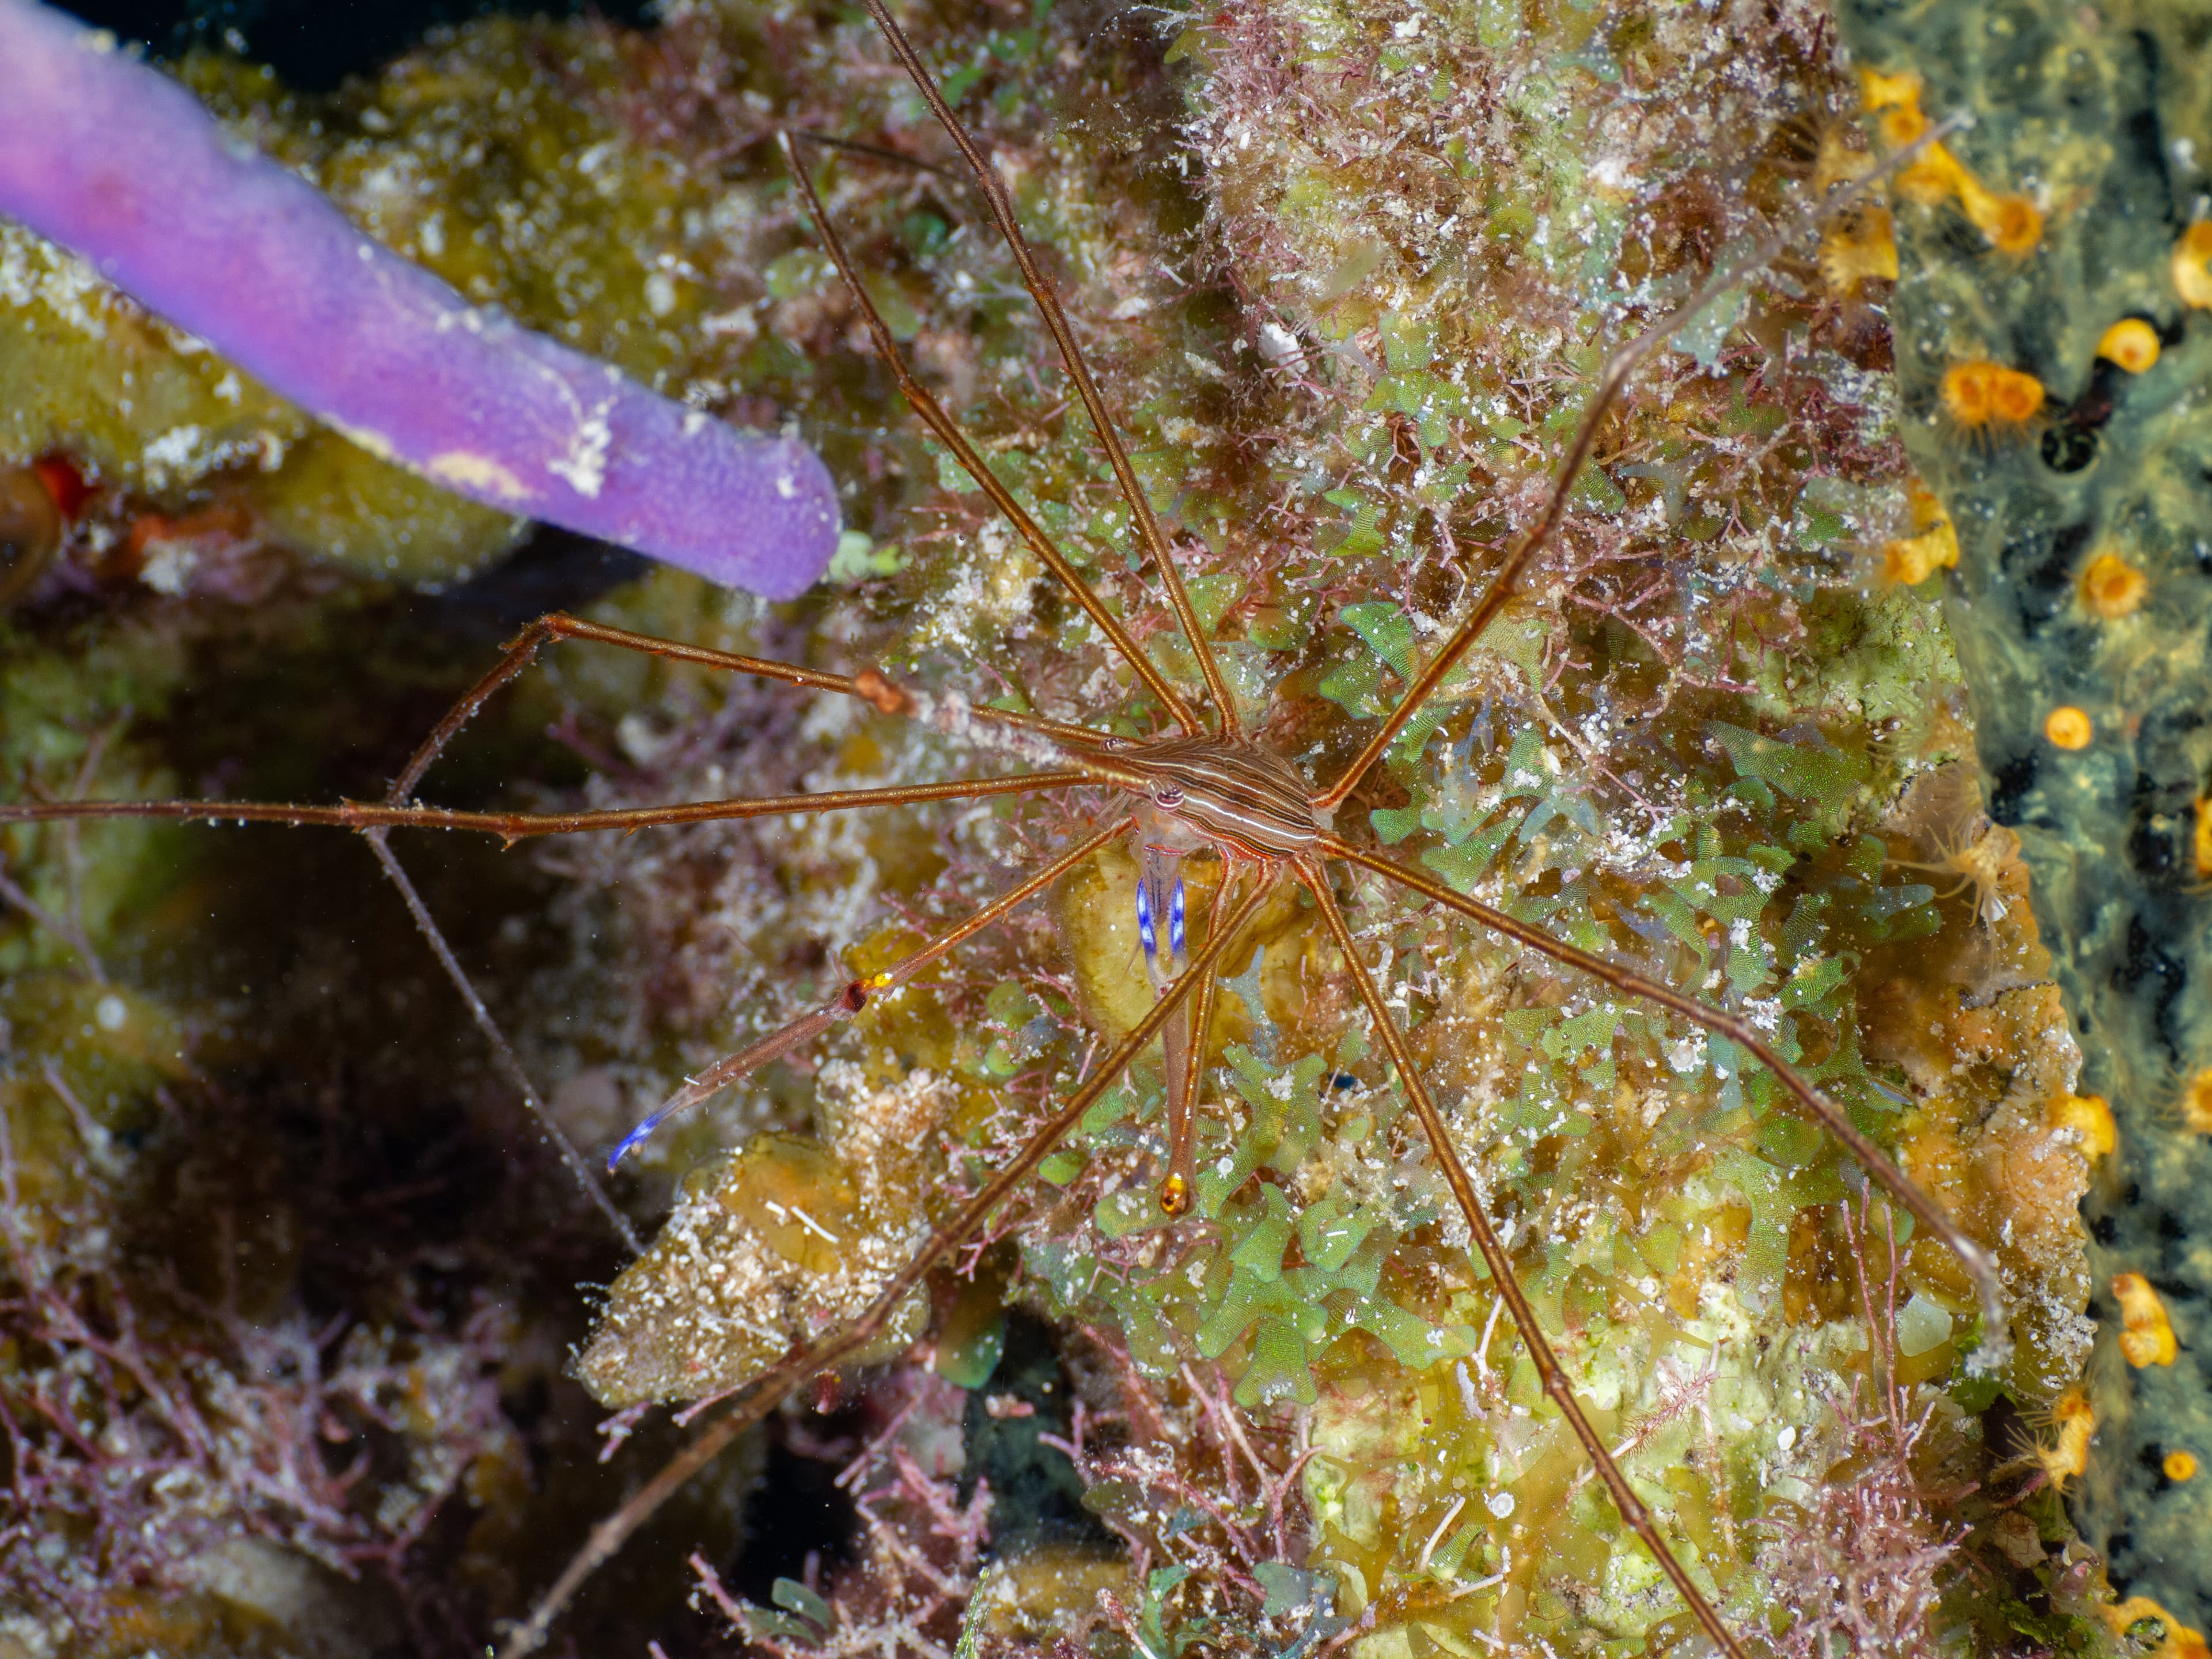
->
{"left": 0, "top": 0, "right": 838, "bottom": 599}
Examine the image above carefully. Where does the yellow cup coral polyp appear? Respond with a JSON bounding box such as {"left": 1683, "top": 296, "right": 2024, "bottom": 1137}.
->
{"left": 2112, "top": 1271, "right": 2177, "bottom": 1367}
{"left": 2078, "top": 551, "right": 2148, "bottom": 619}
{"left": 2043, "top": 706, "right": 2093, "bottom": 750}
{"left": 2047, "top": 1092, "right": 2115, "bottom": 1157}
{"left": 2173, "top": 222, "right": 2212, "bottom": 309}
{"left": 2097, "top": 317, "right": 2161, "bottom": 373}
{"left": 1941, "top": 360, "right": 2045, "bottom": 429}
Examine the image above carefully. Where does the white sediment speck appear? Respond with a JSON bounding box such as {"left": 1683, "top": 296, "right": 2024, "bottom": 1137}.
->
{"left": 138, "top": 423, "right": 207, "bottom": 487}
{"left": 550, "top": 411, "right": 612, "bottom": 498}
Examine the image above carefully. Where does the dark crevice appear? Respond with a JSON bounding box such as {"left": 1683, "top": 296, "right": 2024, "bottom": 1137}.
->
{"left": 726, "top": 1429, "right": 864, "bottom": 1607}
{"left": 961, "top": 1313, "right": 1118, "bottom": 1555}
{"left": 54, "top": 0, "right": 655, "bottom": 90}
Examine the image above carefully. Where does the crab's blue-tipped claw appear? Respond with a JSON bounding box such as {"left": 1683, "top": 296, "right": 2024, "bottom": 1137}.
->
{"left": 608, "top": 1112, "right": 673, "bottom": 1172}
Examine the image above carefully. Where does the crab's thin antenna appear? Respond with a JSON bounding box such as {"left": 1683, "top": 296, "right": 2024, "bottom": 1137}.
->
{"left": 777, "top": 128, "right": 956, "bottom": 179}
{"left": 851, "top": 0, "right": 1244, "bottom": 741}
{"left": 497, "top": 872, "right": 1281, "bottom": 1659}
{"left": 359, "top": 829, "right": 642, "bottom": 1253}
{"left": 1299, "top": 858, "right": 1747, "bottom": 1657}
{"left": 1325, "top": 833, "right": 2010, "bottom": 1356}
{"left": 782, "top": 131, "right": 1201, "bottom": 736}
{"left": 1316, "top": 116, "right": 1960, "bottom": 815}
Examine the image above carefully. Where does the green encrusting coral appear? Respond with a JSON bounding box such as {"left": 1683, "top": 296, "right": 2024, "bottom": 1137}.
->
{"left": 1838, "top": 0, "right": 2212, "bottom": 1637}
{"left": 0, "top": 0, "right": 2124, "bottom": 1654}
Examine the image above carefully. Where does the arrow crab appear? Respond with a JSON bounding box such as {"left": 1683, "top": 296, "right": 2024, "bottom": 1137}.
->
{"left": 0, "top": 2, "right": 2103, "bottom": 1655}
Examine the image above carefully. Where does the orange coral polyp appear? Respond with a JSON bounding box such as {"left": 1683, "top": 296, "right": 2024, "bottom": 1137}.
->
{"left": 1940, "top": 360, "right": 2044, "bottom": 429}
{"left": 1897, "top": 142, "right": 1967, "bottom": 205}
{"left": 2079, "top": 551, "right": 2148, "bottom": 619}
{"left": 1820, "top": 210, "right": 1899, "bottom": 296}
{"left": 2183, "top": 1066, "right": 2212, "bottom": 1132}
{"left": 1956, "top": 178, "right": 2043, "bottom": 254}
{"left": 2034, "top": 1387, "right": 2095, "bottom": 1489}
{"left": 2098, "top": 318, "right": 2161, "bottom": 373}
{"left": 1987, "top": 367, "right": 2044, "bottom": 422}
{"left": 2166, "top": 1449, "right": 2199, "bottom": 1482}
{"left": 1982, "top": 196, "right": 2042, "bottom": 255}
{"left": 1856, "top": 68, "right": 2040, "bottom": 249}
{"left": 1883, "top": 522, "right": 1959, "bottom": 586}
{"left": 2102, "top": 1597, "right": 2212, "bottom": 1659}
{"left": 2173, "top": 222, "right": 2212, "bottom": 309}
{"left": 2113, "top": 1271, "right": 2178, "bottom": 1367}
{"left": 1941, "top": 362, "right": 1994, "bottom": 424}
{"left": 1879, "top": 101, "right": 1930, "bottom": 147}
{"left": 2048, "top": 1092, "right": 2115, "bottom": 1157}
{"left": 2043, "top": 706, "right": 2092, "bottom": 750}
{"left": 1857, "top": 66, "right": 1923, "bottom": 110}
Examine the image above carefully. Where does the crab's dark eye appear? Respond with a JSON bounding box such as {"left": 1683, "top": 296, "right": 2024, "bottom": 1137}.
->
{"left": 1153, "top": 786, "right": 1184, "bottom": 810}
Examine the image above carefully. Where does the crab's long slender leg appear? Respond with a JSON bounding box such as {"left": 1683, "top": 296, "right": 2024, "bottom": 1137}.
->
{"left": 497, "top": 870, "right": 1281, "bottom": 1659}
{"left": 1315, "top": 126, "right": 1955, "bottom": 813}
{"left": 782, "top": 132, "right": 1199, "bottom": 735}
{"left": 1297, "top": 857, "right": 1748, "bottom": 1659}
{"left": 385, "top": 611, "right": 1110, "bottom": 805}
{"left": 1324, "top": 833, "right": 2009, "bottom": 1350}
{"left": 0, "top": 771, "right": 1092, "bottom": 839}
{"left": 608, "top": 821, "right": 1123, "bottom": 1165}
{"left": 849, "top": 1, "right": 1244, "bottom": 741}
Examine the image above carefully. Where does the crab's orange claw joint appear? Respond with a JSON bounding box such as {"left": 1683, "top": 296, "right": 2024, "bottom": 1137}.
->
{"left": 853, "top": 668, "right": 913, "bottom": 717}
